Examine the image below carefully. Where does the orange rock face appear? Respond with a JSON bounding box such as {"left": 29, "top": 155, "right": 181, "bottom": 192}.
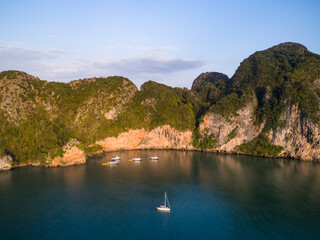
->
{"left": 97, "top": 125, "right": 194, "bottom": 151}
{"left": 51, "top": 140, "right": 86, "bottom": 167}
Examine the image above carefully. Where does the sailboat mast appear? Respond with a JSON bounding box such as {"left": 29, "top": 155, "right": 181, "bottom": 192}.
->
{"left": 164, "top": 192, "right": 167, "bottom": 207}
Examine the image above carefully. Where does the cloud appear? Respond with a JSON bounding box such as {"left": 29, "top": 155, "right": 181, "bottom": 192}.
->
{"left": 89, "top": 56, "right": 204, "bottom": 74}
{"left": 0, "top": 43, "right": 206, "bottom": 85}
{"left": 0, "top": 43, "right": 70, "bottom": 63}
{"left": 28, "top": 56, "right": 205, "bottom": 83}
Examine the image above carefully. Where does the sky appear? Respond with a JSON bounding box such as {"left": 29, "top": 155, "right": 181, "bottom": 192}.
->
{"left": 1, "top": 0, "right": 320, "bottom": 88}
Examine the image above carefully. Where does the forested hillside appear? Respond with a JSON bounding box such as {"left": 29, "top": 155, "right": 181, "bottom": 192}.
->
{"left": 1, "top": 42, "right": 320, "bottom": 167}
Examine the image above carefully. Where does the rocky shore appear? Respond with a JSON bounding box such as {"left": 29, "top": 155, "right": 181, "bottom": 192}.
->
{"left": 0, "top": 155, "right": 12, "bottom": 171}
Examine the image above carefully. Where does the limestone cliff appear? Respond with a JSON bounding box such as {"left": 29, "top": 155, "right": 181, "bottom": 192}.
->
{"left": 49, "top": 139, "right": 86, "bottom": 167}
{"left": 0, "top": 155, "right": 12, "bottom": 171}
{"left": 197, "top": 100, "right": 320, "bottom": 161}
{"left": 268, "top": 104, "right": 320, "bottom": 161}
{"left": 97, "top": 125, "right": 194, "bottom": 151}
{"left": 199, "top": 100, "right": 264, "bottom": 152}
{"left": 1, "top": 42, "right": 320, "bottom": 167}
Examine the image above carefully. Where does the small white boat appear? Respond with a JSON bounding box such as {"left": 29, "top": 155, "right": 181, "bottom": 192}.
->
{"left": 107, "top": 159, "right": 120, "bottom": 165}
{"left": 132, "top": 157, "right": 142, "bottom": 161}
{"left": 156, "top": 192, "right": 170, "bottom": 212}
{"left": 150, "top": 156, "right": 159, "bottom": 160}
{"left": 112, "top": 156, "right": 120, "bottom": 160}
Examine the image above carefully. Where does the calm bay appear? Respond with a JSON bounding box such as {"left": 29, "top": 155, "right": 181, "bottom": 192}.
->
{"left": 1, "top": 150, "right": 320, "bottom": 239}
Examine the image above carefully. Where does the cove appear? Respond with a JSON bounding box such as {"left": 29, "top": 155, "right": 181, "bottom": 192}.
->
{"left": 1, "top": 150, "right": 320, "bottom": 240}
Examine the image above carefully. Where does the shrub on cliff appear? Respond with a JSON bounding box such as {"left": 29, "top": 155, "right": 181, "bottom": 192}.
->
{"left": 237, "top": 134, "right": 283, "bottom": 157}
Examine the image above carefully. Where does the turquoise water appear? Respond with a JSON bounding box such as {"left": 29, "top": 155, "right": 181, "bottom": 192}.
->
{"left": 1, "top": 150, "right": 320, "bottom": 239}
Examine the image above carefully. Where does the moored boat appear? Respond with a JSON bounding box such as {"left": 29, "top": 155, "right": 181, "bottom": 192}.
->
{"left": 157, "top": 192, "right": 170, "bottom": 212}
{"left": 107, "top": 159, "right": 120, "bottom": 165}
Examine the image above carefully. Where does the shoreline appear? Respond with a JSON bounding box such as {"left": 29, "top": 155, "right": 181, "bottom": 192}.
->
{"left": 87, "top": 147, "right": 308, "bottom": 161}
{"left": 2, "top": 147, "right": 317, "bottom": 172}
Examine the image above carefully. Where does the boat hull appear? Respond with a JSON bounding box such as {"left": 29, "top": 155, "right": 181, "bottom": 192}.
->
{"left": 107, "top": 160, "right": 120, "bottom": 165}
{"left": 156, "top": 206, "right": 170, "bottom": 212}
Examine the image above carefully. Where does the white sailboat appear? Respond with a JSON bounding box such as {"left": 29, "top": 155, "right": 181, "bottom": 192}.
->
{"left": 156, "top": 192, "right": 171, "bottom": 212}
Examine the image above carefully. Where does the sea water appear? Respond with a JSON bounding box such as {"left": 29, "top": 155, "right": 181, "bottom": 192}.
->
{"left": 1, "top": 150, "right": 320, "bottom": 239}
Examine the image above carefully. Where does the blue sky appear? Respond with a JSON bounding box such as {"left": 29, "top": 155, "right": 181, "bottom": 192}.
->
{"left": 1, "top": 0, "right": 320, "bottom": 88}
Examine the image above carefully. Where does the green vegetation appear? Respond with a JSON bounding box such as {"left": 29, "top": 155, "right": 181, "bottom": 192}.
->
{"left": 209, "top": 93, "right": 245, "bottom": 120}
{"left": 227, "top": 127, "right": 238, "bottom": 142}
{"left": 0, "top": 73, "right": 201, "bottom": 164}
{"left": 0, "top": 107, "right": 71, "bottom": 164}
{"left": 85, "top": 144, "right": 104, "bottom": 154}
{"left": 231, "top": 42, "right": 320, "bottom": 129}
{"left": 72, "top": 81, "right": 200, "bottom": 144}
{"left": 295, "top": 145, "right": 300, "bottom": 153}
{"left": 1, "top": 42, "right": 320, "bottom": 164}
{"left": 195, "top": 79, "right": 229, "bottom": 105}
{"left": 0, "top": 70, "right": 28, "bottom": 80}
{"left": 194, "top": 43, "right": 320, "bottom": 133}
{"left": 192, "top": 128, "right": 218, "bottom": 150}
{"left": 237, "top": 134, "right": 284, "bottom": 157}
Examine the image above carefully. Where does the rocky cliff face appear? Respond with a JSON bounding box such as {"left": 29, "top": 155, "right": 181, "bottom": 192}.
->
{"left": 0, "top": 155, "right": 12, "bottom": 171}
{"left": 1, "top": 42, "right": 320, "bottom": 167}
{"left": 197, "top": 100, "right": 320, "bottom": 161}
{"left": 268, "top": 104, "right": 320, "bottom": 161}
{"left": 199, "top": 100, "right": 264, "bottom": 152}
{"left": 1, "top": 140, "right": 86, "bottom": 169}
{"left": 97, "top": 125, "right": 194, "bottom": 151}
{"left": 48, "top": 139, "right": 86, "bottom": 167}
